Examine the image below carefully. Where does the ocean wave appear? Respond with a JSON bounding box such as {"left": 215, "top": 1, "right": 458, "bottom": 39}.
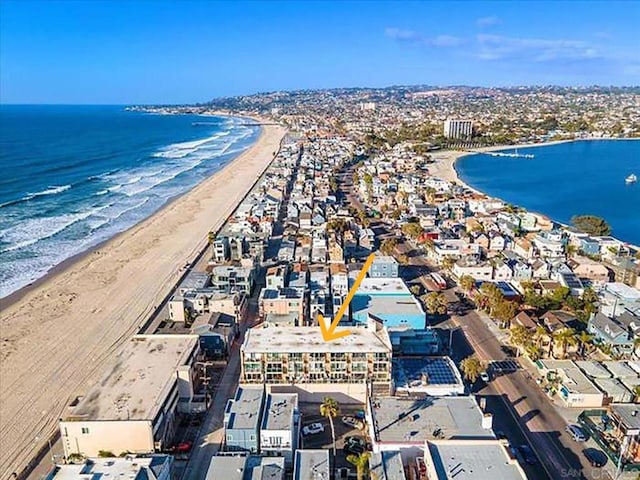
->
{"left": 152, "top": 131, "right": 231, "bottom": 159}
{"left": 0, "top": 185, "right": 71, "bottom": 208}
{"left": 0, "top": 208, "right": 99, "bottom": 253}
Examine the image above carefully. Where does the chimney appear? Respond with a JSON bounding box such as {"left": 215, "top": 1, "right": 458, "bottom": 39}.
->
{"left": 482, "top": 413, "right": 493, "bottom": 430}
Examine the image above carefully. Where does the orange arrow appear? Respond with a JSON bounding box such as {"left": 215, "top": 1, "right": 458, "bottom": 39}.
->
{"left": 319, "top": 253, "right": 376, "bottom": 342}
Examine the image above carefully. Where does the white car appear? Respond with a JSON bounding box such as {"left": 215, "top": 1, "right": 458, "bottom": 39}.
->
{"left": 302, "top": 422, "right": 325, "bottom": 436}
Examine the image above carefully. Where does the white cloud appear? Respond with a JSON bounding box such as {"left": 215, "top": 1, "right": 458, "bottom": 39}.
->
{"left": 476, "top": 16, "right": 501, "bottom": 28}
{"left": 385, "top": 27, "right": 463, "bottom": 48}
{"left": 476, "top": 34, "right": 602, "bottom": 62}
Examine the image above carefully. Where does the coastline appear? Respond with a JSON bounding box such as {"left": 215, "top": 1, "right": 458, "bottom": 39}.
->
{"left": 0, "top": 121, "right": 287, "bottom": 479}
{"left": 428, "top": 138, "right": 640, "bottom": 247}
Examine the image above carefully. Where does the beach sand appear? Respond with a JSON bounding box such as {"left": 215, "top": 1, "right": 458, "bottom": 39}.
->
{"left": 0, "top": 123, "right": 287, "bottom": 479}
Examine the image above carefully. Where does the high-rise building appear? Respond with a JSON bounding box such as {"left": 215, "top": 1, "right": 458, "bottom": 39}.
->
{"left": 444, "top": 119, "right": 473, "bottom": 139}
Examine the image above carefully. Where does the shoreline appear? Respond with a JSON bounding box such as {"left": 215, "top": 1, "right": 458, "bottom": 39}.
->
{"left": 428, "top": 138, "right": 640, "bottom": 247}
{"left": 0, "top": 120, "right": 287, "bottom": 479}
{"left": 0, "top": 113, "right": 260, "bottom": 305}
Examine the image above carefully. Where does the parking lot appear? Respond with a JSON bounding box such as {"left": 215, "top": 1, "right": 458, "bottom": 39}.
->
{"left": 299, "top": 403, "right": 369, "bottom": 473}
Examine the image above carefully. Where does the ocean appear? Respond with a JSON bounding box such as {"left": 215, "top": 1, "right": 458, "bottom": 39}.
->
{"left": 0, "top": 105, "right": 260, "bottom": 298}
{"left": 456, "top": 140, "right": 640, "bottom": 246}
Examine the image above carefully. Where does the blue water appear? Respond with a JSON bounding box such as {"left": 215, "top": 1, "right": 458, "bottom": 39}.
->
{"left": 0, "top": 105, "right": 260, "bottom": 297}
{"left": 456, "top": 140, "right": 640, "bottom": 245}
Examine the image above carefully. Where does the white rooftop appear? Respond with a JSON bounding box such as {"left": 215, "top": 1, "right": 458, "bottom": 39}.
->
{"left": 294, "top": 450, "right": 329, "bottom": 480}
{"left": 426, "top": 441, "right": 526, "bottom": 480}
{"left": 45, "top": 456, "right": 172, "bottom": 480}
{"left": 64, "top": 335, "right": 198, "bottom": 421}
{"left": 242, "top": 325, "right": 392, "bottom": 354}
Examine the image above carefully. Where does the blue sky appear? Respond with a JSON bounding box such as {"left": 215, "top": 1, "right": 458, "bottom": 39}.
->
{"left": 1, "top": 0, "right": 639, "bottom": 104}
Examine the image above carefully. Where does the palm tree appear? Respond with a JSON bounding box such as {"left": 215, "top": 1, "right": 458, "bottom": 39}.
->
{"left": 459, "top": 275, "right": 475, "bottom": 294}
{"left": 460, "top": 355, "right": 485, "bottom": 384}
{"left": 552, "top": 328, "right": 577, "bottom": 359}
{"left": 442, "top": 256, "right": 456, "bottom": 272}
{"left": 320, "top": 397, "right": 339, "bottom": 455}
{"left": 575, "top": 330, "right": 594, "bottom": 357}
{"left": 424, "top": 292, "right": 448, "bottom": 316}
{"left": 525, "top": 344, "right": 543, "bottom": 361}
{"left": 346, "top": 452, "right": 370, "bottom": 480}
{"left": 510, "top": 325, "right": 530, "bottom": 356}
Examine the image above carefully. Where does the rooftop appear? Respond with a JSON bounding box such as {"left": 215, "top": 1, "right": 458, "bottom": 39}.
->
{"left": 392, "top": 357, "right": 464, "bottom": 391}
{"left": 261, "top": 393, "right": 297, "bottom": 431}
{"left": 179, "top": 271, "right": 210, "bottom": 291}
{"left": 371, "top": 396, "right": 494, "bottom": 444}
{"left": 64, "top": 335, "right": 198, "bottom": 421}
{"left": 294, "top": 450, "right": 329, "bottom": 480}
{"left": 610, "top": 404, "right": 640, "bottom": 430}
{"left": 225, "top": 386, "right": 264, "bottom": 431}
{"left": 369, "top": 451, "right": 406, "bottom": 480}
{"left": 242, "top": 325, "right": 392, "bottom": 354}
{"left": 539, "top": 360, "right": 602, "bottom": 396}
{"left": 205, "top": 455, "right": 285, "bottom": 480}
{"left": 426, "top": 441, "right": 526, "bottom": 480}
{"left": 45, "top": 456, "right": 172, "bottom": 480}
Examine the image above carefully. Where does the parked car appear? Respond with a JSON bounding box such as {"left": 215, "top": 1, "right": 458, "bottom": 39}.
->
{"left": 518, "top": 445, "right": 537, "bottom": 465}
{"left": 566, "top": 424, "right": 587, "bottom": 442}
{"left": 480, "top": 371, "right": 490, "bottom": 383}
{"left": 173, "top": 441, "right": 192, "bottom": 453}
{"left": 302, "top": 422, "right": 325, "bottom": 436}
{"left": 342, "top": 415, "right": 364, "bottom": 430}
{"left": 343, "top": 436, "right": 369, "bottom": 455}
{"left": 583, "top": 448, "right": 607, "bottom": 467}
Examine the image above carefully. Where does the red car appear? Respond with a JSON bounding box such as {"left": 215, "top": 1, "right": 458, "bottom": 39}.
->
{"left": 173, "top": 441, "right": 192, "bottom": 453}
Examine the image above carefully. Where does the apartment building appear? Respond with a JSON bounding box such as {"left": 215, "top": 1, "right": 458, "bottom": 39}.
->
{"left": 211, "top": 265, "right": 255, "bottom": 294}
{"left": 444, "top": 119, "right": 473, "bottom": 139}
{"left": 240, "top": 321, "right": 393, "bottom": 401}
{"left": 59, "top": 335, "right": 200, "bottom": 457}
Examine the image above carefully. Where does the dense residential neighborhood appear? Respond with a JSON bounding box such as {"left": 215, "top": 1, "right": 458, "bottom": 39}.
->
{"left": 46, "top": 87, "right": 640, "bottom": 480}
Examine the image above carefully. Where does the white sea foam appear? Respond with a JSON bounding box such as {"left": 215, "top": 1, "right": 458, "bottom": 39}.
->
{"left": 0, "top": 185, "right": 72, "bottom": 208}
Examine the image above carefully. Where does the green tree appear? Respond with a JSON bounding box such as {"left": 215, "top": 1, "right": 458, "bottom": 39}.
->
{"left": 401, "top": 222, "right": 423, "bottom": 240}
{"left": 510, "top": 325, "right": 530, "bottom": 356}
{"left": 459, "top": 275, "right": 475, "bottom": 293}
{"left": 424, "top": 292, "right": 448, "bottom": 316}
{"left": 320, "top": 397, "right": 339, "bottom": 456}
{"left": 380, "top": 238, "right": 397, "bottom": 256}
{"left": 525, "top": 344, "right": 543, "bottom": 361}
{"left": 576, "top": 330, "right": 594, "bottom": 357}
{"left": 571, "top": 215, "right": 611, "bottom": 236}
{"left": 346, "top": 452, "right": 370, "bottom": 480}
{"left": 494, "top": 300, "right": 519, "bottom": 328}
{"left": 410, "top": 285, "right": 422, "bottom": 296}
{"left": 460, "top": 355, "right": 485, "bottom": 384}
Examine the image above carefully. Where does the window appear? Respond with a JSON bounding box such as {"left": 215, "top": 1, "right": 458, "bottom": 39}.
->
{"left": 81, "top": 427, "right": 89, "bottom": 434}
{"left": 250, "top": 434, "right": 257, "bottom": 442}
{"left": 227, "top": 434, "right": 233, "bottom": 442}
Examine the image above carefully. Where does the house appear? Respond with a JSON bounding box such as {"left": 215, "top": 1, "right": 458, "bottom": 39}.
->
{"left": 260, "top": 393, "right": 299, "bottom": 465}
{"left": 191, "top": 312, "right": 238, "bottom": 358}
{"left": 59, "top": 336, "right": 201, "bottom": 457}
{"left": 293, "top": 450, "right": 329, "bottom": 480}
{"left": 266, "top": 265, "right": 287, "bottom": 290}
{"left": 211, "top": 265, "right": 254, "bottom": 294}
{"left": 45, "top": 456, "right": 173, "bottom": 480}
{"left": 493, "top": 260, "right": 513, "bottom": 281}
{"left": 224, "top": 386, "right": 265, "bottom": 454}
{"left": 452, "top": 258, "right": 493, "bottom": 281}
{"left": 536, "top": 360, "right": 605, "bottom": 408}
{"left": 600, "top": 283, "right": 640, "bottom": 317}
{"left": 258, "top": 288, "right": 304, "bottom": 323}
{"left": 370, "top": 254, "right": 399, "bottom": 278}
{"left": 570, "top": 256, "right": 610, "bottom": 284}
{"left": 511, "top": 311, "right": 538, "bottom": 331}
{"left": 205, "top": 456, "right": 285, "bottom": 480}
{"left": 588, "top": 312, "right": 635, "bottom": 357}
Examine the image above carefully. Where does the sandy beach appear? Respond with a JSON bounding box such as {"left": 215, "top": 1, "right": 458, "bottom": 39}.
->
{"left": 0, "top": 123, "right": 287, "bottom": 479}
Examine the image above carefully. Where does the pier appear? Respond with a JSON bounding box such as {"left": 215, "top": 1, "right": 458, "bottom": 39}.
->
{"left": 467, "top": 149, "right": 535, "bottom": 159}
